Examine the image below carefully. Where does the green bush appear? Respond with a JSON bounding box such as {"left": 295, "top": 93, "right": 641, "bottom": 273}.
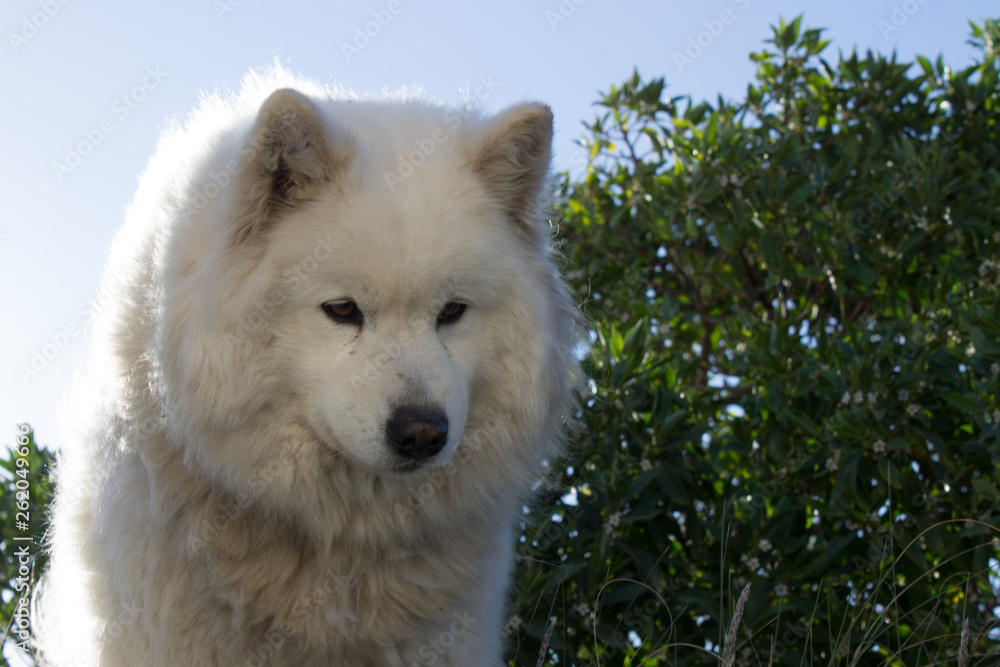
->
{"left": 510, "top": 16, "right": 1000, "bottom": 667}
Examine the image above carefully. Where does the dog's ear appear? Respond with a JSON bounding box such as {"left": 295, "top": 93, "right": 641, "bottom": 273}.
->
{"left": 232, "top": 88, "right": 352, "bottom": 244}
{"left": 471, "top": 103, "right": 553, "bottom": 232}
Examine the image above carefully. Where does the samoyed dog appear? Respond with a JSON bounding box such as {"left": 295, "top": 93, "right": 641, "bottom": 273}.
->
{"left": 36, "top": 68, "right": 581, "bottom": 667}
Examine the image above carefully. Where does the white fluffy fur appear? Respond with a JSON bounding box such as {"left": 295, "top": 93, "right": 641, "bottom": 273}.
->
{"left": 35, "top": 66, "right": 581, "bottom": 666}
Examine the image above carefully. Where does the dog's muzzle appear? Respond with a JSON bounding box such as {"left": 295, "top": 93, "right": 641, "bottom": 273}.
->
{"left": 386, "top": 405, "right": 448, "bottom": 461}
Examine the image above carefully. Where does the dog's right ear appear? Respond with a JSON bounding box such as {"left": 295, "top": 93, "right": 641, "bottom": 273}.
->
{"left": 468, "top": 103, "right": 553, "bottom": 237}
{"left": 231, "top": 88, "right": 353, "bottom": 245}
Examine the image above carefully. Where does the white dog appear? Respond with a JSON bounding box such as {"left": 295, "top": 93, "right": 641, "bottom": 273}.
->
{"left": 35, "top": 68, "right": 581, "bottom": 666}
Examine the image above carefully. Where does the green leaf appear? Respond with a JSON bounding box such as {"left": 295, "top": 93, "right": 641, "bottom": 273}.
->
{"left": 760, "top": 231, "right": 782, "bottom": 268}
{"left": 845, "top": 261, "right": 878, "bottom": 285}
{"left": 718, "top": 223, "right": 736, "bottom": 254}
{"left": 916, "top": 55, "right": 935, "bottom": 78}
{"left": 797, "top": 533, "right": 855, "bottom": 579}
{"left": 941, "top": 392, "right": 981, "bottom": 412}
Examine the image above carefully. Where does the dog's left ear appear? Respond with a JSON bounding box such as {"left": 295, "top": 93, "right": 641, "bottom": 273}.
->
{"left": 232, "top": 88, "right": 353, "bottom": 244}
{"left": 471, "top": 103, "right": 553, "bottom": 232}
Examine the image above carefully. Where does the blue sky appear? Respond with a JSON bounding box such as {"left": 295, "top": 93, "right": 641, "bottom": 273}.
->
{"left": 1, "top": 0, "right": 997, "bottom": 447}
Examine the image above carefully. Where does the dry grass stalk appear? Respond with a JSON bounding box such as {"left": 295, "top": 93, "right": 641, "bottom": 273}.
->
{"left": 721, "top": 582, "right": 752, "bottom": 667}
{"left": 959, "top": 617, "right": 970, "bottom": 667}
{"left": 536, "top": 616, "right": 557, "bottom": 667}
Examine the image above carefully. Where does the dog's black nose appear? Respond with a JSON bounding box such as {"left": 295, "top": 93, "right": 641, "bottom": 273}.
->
{"left": 386, "top": 406, "right": 448, "bottom": 460}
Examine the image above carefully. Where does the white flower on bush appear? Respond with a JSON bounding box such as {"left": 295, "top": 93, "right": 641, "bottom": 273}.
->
{"left": 906, "top": 404, "right": 921, "bottom": 417}
{"left": 573, "top": 602, "right": 592, "bottom": 617}
{"left": 853, "top": 391, "right": 864, "bottom": 404}
{"left": 825, "top": 458, "right": 838, "bottom": 472}
{"left": 505, "top": 615, "right": 522, "bottom": 633}
{"left": 774, "top": 583, "right": 789, "bottom": 598}
{"left": 898, "top": 389, "right": 909, "bottom": 401}
{"left": 746, "top": 557, "right": 760, "bottom": 571}
{"left": 604, "top": 511, "right": 622, "bottom": 536}
{"left": 873, "top": 439, "right": 886, "bottom": 454}
{"left": 758, "top": 539, "right": 773, "bottom": 553}
{"left": 992, "top": 362, "right": 999, "bottom": 375}
{"left": 640, "top": 458, "right": 653, "bottom": 472}
{"left": 840, "top": 391, "right": 851, "bottom": 406}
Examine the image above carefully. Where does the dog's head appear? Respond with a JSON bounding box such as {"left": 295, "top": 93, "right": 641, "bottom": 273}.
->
{"left": 156, "top": 86, "right": 579, "bottom": 510}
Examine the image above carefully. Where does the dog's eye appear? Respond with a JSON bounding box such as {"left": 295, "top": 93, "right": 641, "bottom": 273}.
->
{"left": 437, "top": 302, "right": 466, "bottom": 326}
{"left": 322, "top": 300, "right": 363, "bottom": 326}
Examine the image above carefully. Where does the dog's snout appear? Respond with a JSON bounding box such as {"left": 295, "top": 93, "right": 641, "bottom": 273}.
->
{"left": 387, "top": 406, "right": 448, "bottom": 460}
